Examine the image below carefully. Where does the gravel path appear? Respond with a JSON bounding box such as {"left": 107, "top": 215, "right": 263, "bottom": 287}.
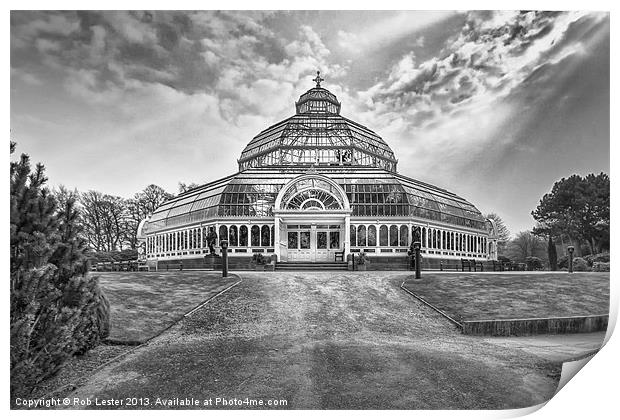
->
{"left": 63, "top": 272, "right": 561, "bottom": 409}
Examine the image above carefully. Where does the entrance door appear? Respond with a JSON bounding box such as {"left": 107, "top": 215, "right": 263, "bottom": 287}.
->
{"left": 287, "top": 225, "right": 312, "bottom": 261}
{"left": 286, "top": 224, "right": 342, "bottom": 262}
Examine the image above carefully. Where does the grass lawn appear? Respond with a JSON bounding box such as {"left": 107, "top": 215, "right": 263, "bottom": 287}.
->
{"left": 98, "top": 272, "right": 238, "bottom": 343}
{"left": 401, "top": 272, "right": 609, "bottom": 322}
{"left": 63, "top": 273, "right": 562, "bottom": 409}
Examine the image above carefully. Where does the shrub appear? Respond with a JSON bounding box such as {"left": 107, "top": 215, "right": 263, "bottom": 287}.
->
{"left": 593, "top": 262, "right": 610, "bottom": 272}
{"left": 558, "top": 255, "right": 569, "bottom": 269}
{"left": 252, "top": 253, "right": 266, "bottom": 265}
{"left": 572, "top": 257, "right": 590, "bottom": 272}
{"left": 497, "top": 255, "right": 511, "bottom": 263}
{"left": 355, "top": 252, "right": 369, "bottom": 265}
{"left": 593, "top": 253, "right": 610, "bottom": 263}
{"left": 525, "top": 256, "right": 544, "bottom": 271}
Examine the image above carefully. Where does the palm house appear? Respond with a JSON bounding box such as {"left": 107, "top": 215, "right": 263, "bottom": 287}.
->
{"left": 138, "top": 73, "right": 498, "bottom": 269}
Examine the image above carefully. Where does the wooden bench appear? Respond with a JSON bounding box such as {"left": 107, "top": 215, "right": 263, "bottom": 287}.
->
{"left": 461, "top": 259, "right": 484, "bottom": 272}
{"left": 440, "top": 260, "right": 460, "bottom": 271}
{"left": 163, "top": 262, "right": 184, "bottom": 271}
{"left": 334, "top": 250, "right": 345, "bottom": 262}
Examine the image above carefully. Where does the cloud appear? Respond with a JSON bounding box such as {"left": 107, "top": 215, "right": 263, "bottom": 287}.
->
{"left": 337, "top": 11, "right": 455, "bottom": 55}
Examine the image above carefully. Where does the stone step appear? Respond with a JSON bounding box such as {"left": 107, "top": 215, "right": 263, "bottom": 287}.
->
{"left": 276, "top": 262, "right": 348, "bottom": 271}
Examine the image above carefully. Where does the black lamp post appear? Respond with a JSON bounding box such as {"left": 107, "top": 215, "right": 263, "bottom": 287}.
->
{"left": 220, "top": 239, "right": 229, "bottom": 277}
{"left": 567, "top": 245, "right": 575, "bottom": 273}
{"left": 413, "top": 241, "right": 421, "bottom": 279}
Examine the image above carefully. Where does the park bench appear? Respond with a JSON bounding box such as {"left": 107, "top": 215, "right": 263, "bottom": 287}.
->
{"left": 440, "top": 260, "right": 460, "bottom": 271}
{"left": 461, "top": 259, "right": 472, "bottom": 272}
{"left": 334, "top": 250, "right": 345, "bottom": 262}
{"left": 163, "top": 262, "right": 184, "bottom": 271}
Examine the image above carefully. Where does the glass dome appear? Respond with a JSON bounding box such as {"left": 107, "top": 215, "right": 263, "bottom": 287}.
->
{"left": 238, "top": 78, "right": 398, "bottom": 173}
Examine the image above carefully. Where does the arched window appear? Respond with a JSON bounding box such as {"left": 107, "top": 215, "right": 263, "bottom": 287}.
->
{"left": 229, "top": 225, "right": 238, "bottom": 247}
{"left": 442, "top": 231, "right": 446, "bottom": 250}
{"left": 350, "top": 225, "right": 356, "bottom": 247}
{"left": 357, "top": 225, "right": 367, "bottom": 247}
{"left": 219, "top": 226, "right": 228, "bottom": 244}
{"left": 422, "top": 227, "right": 427, "bottom": 248}
{"left": 399, "top": 225, "right": 409, "bottom": 246}
{"left": 261, "top": 225, "right": 270, "bottom": 247}
{"left": 251, "top": 225, "right": 260, "bottom": 247}
{"left": 270, "top": 226, "right": 275, "bottom": 246}
{"left": 379, "top": 225, "right": 388, "bottom": 246}
{"left": 390, "top": 225, "right": 399, "bottom": 247}
{"left": 368, "top": 225, "right": 377, "bottom": 247}
{"left": 240, "top": 225, "right": 248, "bottom": 247}
{"left": 202, "top": 227, "right": 206, "bottom": 248}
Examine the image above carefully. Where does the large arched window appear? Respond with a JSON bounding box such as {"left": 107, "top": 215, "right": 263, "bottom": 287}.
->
{"left": 357, "top": 225, "right": 367, "bottom": 247}
{"left": 422, "top": 227, "right": 427, "bottom": 248}
{"left": 240, "top": 225, "right": 248, "bottom": 247}
{"left": 368, "top": 225, "right": 377, "bottom": 247}
{"left": 251, "top": 225, "right": 260, "bottom": 247}
{"left": 278, "top": 175, "right": 348, "bottom": 212}
{"left": 261, "top": 225, "right": 270, "bottom": 247}
{"left": 379, "top": 225, "right": 388, "bottom": 246}
{"left": 229, "top": 225, "right": 238, "bottom": 247}
{"left": 219, "top": 226, "right": 228, "bottom": 244}
{"left": 350, "top": 225, "right": 357, "bottom": 247}
{"left": 390, "top": 225, "right": 399, "bottom": 247}
{"left": 284, "top": 189, "right": 342, "bottom": 210}
{"left": 400, "top": 225, "right": 408, "bottom": 246}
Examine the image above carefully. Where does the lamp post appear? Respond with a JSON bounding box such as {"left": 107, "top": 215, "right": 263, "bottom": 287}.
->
{"left": 220, "top": 239, "right": 229, "bottom": 277}
{"left": 413, "top": 241, "right": 421, "bottom": 279}
{"left": 567, "top": 245, "right": 574, "bottom": 273}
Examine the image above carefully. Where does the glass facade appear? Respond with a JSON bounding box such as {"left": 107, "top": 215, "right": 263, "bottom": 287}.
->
{"left": 140, "top": 81, "right": 496, "bottom": 262}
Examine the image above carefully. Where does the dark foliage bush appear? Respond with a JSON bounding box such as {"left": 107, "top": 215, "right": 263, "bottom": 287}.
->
{"left": 593, "top": 253, "right": 610, "bottom": 263}
{"left": 525, "top": 256, "right": 544, "bottom": 271}
{"left": 10, "top": 146, "right": 110, "bottom": 398}
{"left": 252, "top": 253, "right": 266, "bottom": 265}
{"left": 497, "top": 255, "right": 511, "bottom": 263}
{"left": 593, "top": 262, "right": 610, "bottom": 272}
{"left": 572, "top": 257, "right": 590, "bottom": 272}
{"left": 558, "top": 255, "right": 569, "bottom": 269}
{"left": 355, "top": 252, "right": 369, "bottom": 265}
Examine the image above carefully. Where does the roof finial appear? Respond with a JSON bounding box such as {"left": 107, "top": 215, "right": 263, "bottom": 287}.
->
{"left": 312, "top": 70, "right": 324, "bottom": 88}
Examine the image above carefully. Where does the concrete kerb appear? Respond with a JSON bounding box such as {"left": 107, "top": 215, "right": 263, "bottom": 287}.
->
{"left": 400, "top": 281, "right": 608, "bottom": 337}
{"left": 39, "top": 273, "right": 244, "bottom": 399}
{"left": 400, "top": 281, "right": 463, "bottom": 329}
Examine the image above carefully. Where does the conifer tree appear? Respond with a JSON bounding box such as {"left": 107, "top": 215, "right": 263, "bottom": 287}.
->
{"left": 10, "top": 142, "right": 110, "bottom": 398}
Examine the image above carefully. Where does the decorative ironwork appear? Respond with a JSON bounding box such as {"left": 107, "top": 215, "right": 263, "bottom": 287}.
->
{"left": 312, "top": 70, "right": 324, "bottom": 88}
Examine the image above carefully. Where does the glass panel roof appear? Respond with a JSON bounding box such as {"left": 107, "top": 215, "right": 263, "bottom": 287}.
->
{"left": 238, "top": 86, "right": 397, "bottom": 172}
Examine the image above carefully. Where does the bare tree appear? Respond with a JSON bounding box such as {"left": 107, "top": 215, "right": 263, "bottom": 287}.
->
{"left": 485, "top": 212, "right": 511, "bottom": 255}
{"left": 80, "top": 191, "right": 127, "bottom": 252}
{"left": 123, "top": 185, "right": 174, "bottom": 249}
{"left": 506, "top": 231, "right": 547, "bottom": 263}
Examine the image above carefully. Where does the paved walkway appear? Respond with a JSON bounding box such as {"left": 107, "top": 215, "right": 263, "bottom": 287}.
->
{"left": 483, "top": 332, "right": 605, "bottom": 362}
{"left": 66, "top": 272, "right": 572, "bottom": 409}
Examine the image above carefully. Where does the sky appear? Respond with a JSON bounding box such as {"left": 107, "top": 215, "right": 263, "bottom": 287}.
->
{"left": 10, "top": 10, "right": 609, "bottom": 236}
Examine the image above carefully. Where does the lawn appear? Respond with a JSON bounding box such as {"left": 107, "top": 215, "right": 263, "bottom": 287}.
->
{"left": 98, "top": 272, "right": 238, "bottom": 343}
{"left": 401, "top": 272, "right": 609, "bottom": 322}
{"left": 62, "top": 272, "right": 562, "bottom": 409}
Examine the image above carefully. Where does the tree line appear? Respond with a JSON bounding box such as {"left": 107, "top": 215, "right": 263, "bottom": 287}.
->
{"left": 55, "top": 184, "right": 185, "bottom": 254}
{"left": 486, "top": 172, "right": 610, "bottom": 270}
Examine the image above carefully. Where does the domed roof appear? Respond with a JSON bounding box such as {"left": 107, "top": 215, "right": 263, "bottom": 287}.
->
{"left": 238, "top": 72, "right": 398, "bottom": 173}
